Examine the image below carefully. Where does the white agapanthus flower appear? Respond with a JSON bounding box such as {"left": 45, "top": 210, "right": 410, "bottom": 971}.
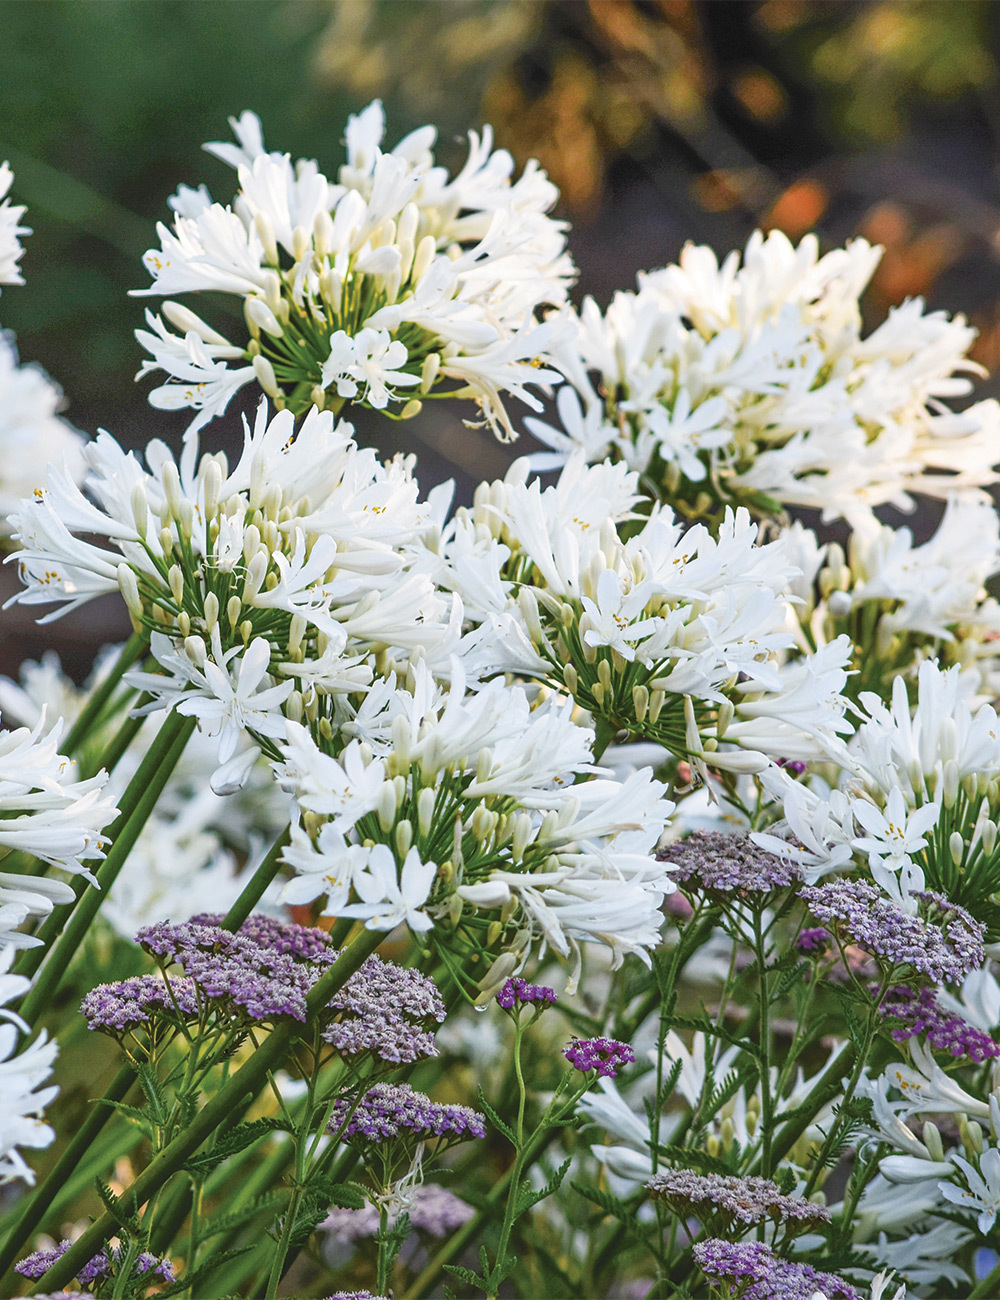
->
{"left": 0, "top": 946, "right": 57, "bottom": 1184}
{"left": 277, "top": 662, "right": 675, "bottom": 982}
{"left": 133, "top": 103, "right": 571, "bottom": 438}
{"left": 454, "top": 453, "right": 852, "bottom": 771}
{"left": 0, "top": 334, "right": 84, "bottom": 532}
{"left": 941, "top": 1146, "right": 1000, "bottom": 1234}
{"left": 529, "top": 229, "right": 999, "bottom": 525}
{"left": 0, "top": 164, "right": 29, "bottom": 288}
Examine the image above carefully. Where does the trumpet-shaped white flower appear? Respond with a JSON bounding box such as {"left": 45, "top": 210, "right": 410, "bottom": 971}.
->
{"left": 337, "top": 844, "right": 436, "bottom": 933}
{"left": 0, "top": 164, "right": 29, "bottom": 287}
{"left": 941, "top": 1146, "right": 1000, "bottom": 1234}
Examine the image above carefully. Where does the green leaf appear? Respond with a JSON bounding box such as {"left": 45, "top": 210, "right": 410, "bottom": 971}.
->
{"left": 134, "top": 1061, "right": 170, "bottom": 1127}
{"left": 514, "top": 1156, "right": 572, "bottom": 1216}
{"left": 200, "top": 1191, "right": 287, "bottom": 1241}
{"left": 477, "top": 1087, "right": 518, "bottom": 1146}
{"left": 183, "top": 1117, "right": 289, "bottom": 1176}
{"left": 153, "top": 1246, "right": 253, "bottom": 1298}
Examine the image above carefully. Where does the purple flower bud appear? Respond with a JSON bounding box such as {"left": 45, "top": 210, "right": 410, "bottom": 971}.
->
{"left": 496, "top": 977, "right": 557, "bottom": 1010}
{"left": 795, "top": 927, "right": 832, "bottom": 955}
{"left": 563, "top": 1036, "right": 634, "bottom": 1078}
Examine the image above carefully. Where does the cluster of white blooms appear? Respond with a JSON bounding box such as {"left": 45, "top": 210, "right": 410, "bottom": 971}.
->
{"left": 0, "top": 163, "right": 29, "bottom": 288}
{"left": 755, "top": 658, "right": 1000, "bottom": 909}
{"left": 445, "top": 452, "right": 853, "bottom": 774}
{"left": 529, "top": 230, "right": 1000, "bottom": 526}
{"left": 278, "top": 659, "right": 675, "bottom": 989}
{"left": 7, "top": 399, "right": 458, "bottom": 785}
{"left": 134, "top": 102, "right": 572, "bottom": 440}
{"left": 0, "top": 649, "right": 287, "bottom": 936}
{"left": 783, "top": 498, "right": 1000, "bottom": 704}
{"left": 0, "top": 949, "right": 57, "bottom": 1185}
{"left": 0, "top": 334, "right": 83, "bottom": 534}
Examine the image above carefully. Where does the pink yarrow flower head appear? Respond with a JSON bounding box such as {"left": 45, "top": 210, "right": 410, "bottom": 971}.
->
{"left": 693, "top": 1238, "right": 859, "bottom": 1300}
{"left": 563, "top": 1036, "right": 634, "bottom": 1078}
{"left": 496, "top": 977, "right": 557, "bottom": 1012}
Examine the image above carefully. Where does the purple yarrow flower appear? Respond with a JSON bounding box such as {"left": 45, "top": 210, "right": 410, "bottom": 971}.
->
{"left": 880, "top": 985, "right": 1000, "bottom": 1062}
{"left": 564, "top": 1037, "right": 634, "bottom": 1078}
{"left": 799, "top": 879, "right": 984, "bottom": 984}
{"left": 80, "top": 974, "right": 199, "bottom": 1033}
{"left": 328, "top": 1082, "right": 486, "bottom": 1146}
{"left": 659, "top": 831, "right": 800, "bottom": 895}
{"left": 776, "top": 758, "right": 808, "bottom": 776}
{"left": 16, "top": 1241, "right": 174, "bottom": 1286}
{"left": 128, "top": 918, "right": 445, "bottom": 1060}
{"left": 795, "top": 927, "right": 832, "bottom": 955}
{"left": 496, "top": 977, "right": 557, "bottom": 1010}
{"left": 694, "top": 1238, "right": 859, "bottom": 1300}
{"left": 321, "top": 1184, "right": 474, "bottom": 1252}
{"left": 647, "top": 1172, "right": 830, "bottom": 1232}
{"left": 323, "top": 1292, "right": 390, "bottom": 1300}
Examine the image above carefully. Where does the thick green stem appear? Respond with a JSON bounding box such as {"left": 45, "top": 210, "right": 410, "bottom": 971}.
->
{"left": 221, "top": 825, "right": 291, "bottom": 930}
{"left": 401, "top": 1126, "right": 561, "bottom": 1300}
{"left": 62, "top": 630, "right": 147, "bottom": 755}
{"left": 0, "top": 1063, "right": 135, "bottom": 1286}
{"left": 18, "top": 713, "right": 197, "bottom": 1023}
{"left": 765, "top": 1041, "right": 855, "bottom": 1170}
{"left": 30, "top": 926, "right": 384, "bottom": 1295}
{"left": 969, "top": 1255, "right": 1000, "bottom": 1299}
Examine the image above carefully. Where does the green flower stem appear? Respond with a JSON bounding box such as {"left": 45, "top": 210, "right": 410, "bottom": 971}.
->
{"left": 751, "top": 913, "right": 774, "bottom": 1177}
{"left": 83, "top": 706, "right": 146, "bottom": 780}
{"left": 62, "top": 630, "right": 147, "bottom": 755}
{"left": 969, "top": 1255, "right": 1000, "bottom": 1298}
{"left": 592, "top": 714, "right": 620, "bottom": 764}
{"left": 221, "top": 824, "right": 291, "bottom": 931}
{"left": 29, "top": 926, "right": 384, "bottom": 1296}
{"left": 0, "top": 1062, "right": 136, "bottom": 1286}
{"left": 401, "top": 1125, "right": 562, "bottom": 1300}
{"left": 801, "top": 1003, "right": 880, "bottom": 1199}
{"left": 17, "top": 713, "right": 198, "bottom": 1022}
{"left": 763, "top": 1041, "right": 855, "bottom": 1171}
{"left": 375, "top": 1200, "right": 392, "bottom": 1297}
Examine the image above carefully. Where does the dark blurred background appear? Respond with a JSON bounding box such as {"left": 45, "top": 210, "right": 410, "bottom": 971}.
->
{"left": 2, "top": 0, "right": 1000, "bottom": 667}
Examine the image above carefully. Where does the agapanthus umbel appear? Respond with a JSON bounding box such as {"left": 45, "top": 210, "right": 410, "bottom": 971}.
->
{"left": 659, "top": 830, "right": 800, "bottom": 896}
{"left": 563, "top": 1037, "right": 634, "bottom": 1079}
{"left": 880, "top": 985, "right": 1000, "bottom": 1062}
{"left": 530, "top": 229, "right": 999, "bottom": 527}
{"left": 646, "top": 1171, "right": 830, "bottom": 1234}
{"left": 133, "top": 102, "right": 571, "bottom": 438}
{"left": 496, "top": 977, "right": 557, "bottom": 1010}
{"left": 16, "top": 1240, "right": 175, "bottom": 1286}
{"left": 0, "top": 163, "right": 29, "bottom": 287}
{"left": 799, "top": 880, "right": 984, "bottom": 985}
{"left": 693, "top": 1238, "right": 858, "bottom": 1300}
{"left": 328, "top": 1081, "right": 486, "bottom": 1146}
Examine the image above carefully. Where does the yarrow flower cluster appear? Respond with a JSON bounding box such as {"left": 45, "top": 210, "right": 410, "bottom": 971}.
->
{"left": 693, "top": 1238, "right": 859, "bottom": 1300}
{"left": 16, "top": 1240, "right": 175, "bottom": 1286}
{"left": 134, "top": 103, "right": 571, "bottom": 438}
{"left": 660, "top": 829, "right": 800, "bottom": 896}
{"left": 321, "top": 1184, "right": 474, "bottom": 1248}
{"left": 496, "top": 977, "right": 557, "bottom": 1010}
{"left": 328, "top": 1081, "right": 486, "bottom": 1146}
{"left": 646, "top": 1171, "right": 830, "bottom": 1233}
{"left": 800, "top": 881, "right": 984, "bottom": 985}
{"left": 879, "top": 985, "right": 1000, "bottom": 1062}
{"left": 563, "top": 1037, "right": 634, "bottom": 1078}
{"left": 86, "top": 915, "right": 445, "bottom": 1066}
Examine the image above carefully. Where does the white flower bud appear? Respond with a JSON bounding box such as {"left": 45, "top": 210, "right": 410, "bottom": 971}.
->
{"left": 458, "top": 880, "right": 512, "bottom": 909}
{"left": 246, "top": 297, "right": 284, "bottom": 339}
{"left": 377, "top": 781, "right": 398, "bottom": 834}
{"left": 417, "top": 786, "right": 436, "bottom": 838}
{"left": 395, "top": 819, "right": 413, "bottom": 858}
{"left": 162, "top": 300, "right": 231, "bottom": 346}
{"left": 252, "top": 354, "right": 281, "bottom": 401}
{"left": 117, "top": 563, "right": 143, "bottom": 620}
{"left": 412, "top": 234, "right": 437, "bottom": 282}
{"left": 253, "top": 211, "right": 279, "bottom": 266}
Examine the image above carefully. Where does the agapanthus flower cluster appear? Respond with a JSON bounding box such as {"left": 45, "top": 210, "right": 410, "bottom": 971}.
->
{"left": 16, "top": 1240, "right": 174, "bottom": 1286}
{"left": 278, "top": 658, "right": 677, "bottom": 988}
{"left": 453, "top": 452, "right": 853, "bottom": 772}
{"left": 134, "top": 102, "right": 571, "bottom": 438}
{"left": 800, "top": 880, "right": 983, "bottom": 984}
{"left": 693, "top": 1238, "right": 859, "bottom": 1300}
{"left": 0, "top": 949, "right": 57, "bottom": 1186}
{"left": 0, "top": 163, "right": 28, "bottom": 287}
{"left": 880, "top": 984, "right": 1000, "bottom": 1061}
{"left": 0, "top": 334, "right": 83, "bottom": 534}
{"left": 530, "top": 228, "right": 1000, "bottom": 526}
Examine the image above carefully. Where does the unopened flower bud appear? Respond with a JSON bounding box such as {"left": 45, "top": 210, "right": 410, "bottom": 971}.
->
{"left": 203, "top": 591, "right": 219, "bottom": 632}
{"left": 253, "top": 212, "right": 279, "bottom": 266}
{"left": 117, "top": 563, "right": 143, "bottom": 620}
{"left": 950, "top": 831, "right": 965, "bottom": 867}
{"left": 162, "top": 300, "right": 230, "bottom": 346}
{"left": 923, "top": 1120, "right": 945, "bottom": 1163}
{"left": 417, "top": 786, "right": 436, "bottom": 838}
{"left": 377, "top": 782, "right": 398, "bottom": 834}
{"left": 395, "top": 819, "right": 413, "bottom": 858}
{"left": 227, "top": 595, "right": 242, "bottom": 628}
{"left": 458, "top": 880, "right": 513, "bottom": 909}
{"left": 400, "top": 399, "right": 422, "bottom": 420}
{"left": 252, "top": 354, "right": 281, "bottom": 400}
{"left": 246, "top": 296, "right": 284, "bottom": 339}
